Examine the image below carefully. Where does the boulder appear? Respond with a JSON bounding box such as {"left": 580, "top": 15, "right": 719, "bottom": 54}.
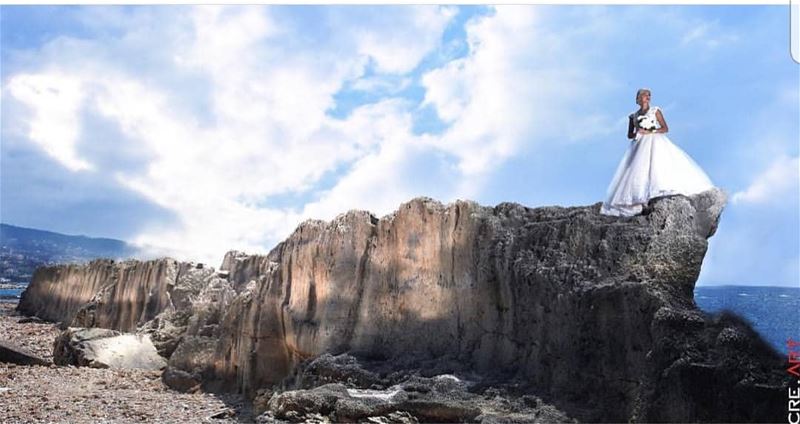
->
{"left": 0, "top": 339, "right": 49, "bottom": 366}
{"left": 162, "top": 335, "right": 218, "bottom": 391}
{"left": 162, "top": 367, "right": 202, "bottom": 393}
{"left": 53, "top": 327, "right": 166, "bottom": 370}
{"left": 259, "top": 355, "right": 574, "bottom": 423}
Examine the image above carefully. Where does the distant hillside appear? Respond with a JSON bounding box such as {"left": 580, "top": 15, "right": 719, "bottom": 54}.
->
{"left": 0, "top": 223, "right": 138, "bottom": 284}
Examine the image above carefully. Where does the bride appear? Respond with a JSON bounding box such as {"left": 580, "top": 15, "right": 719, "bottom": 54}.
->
{"left": 600, "top": 89, "right": 714, "bottom": 216}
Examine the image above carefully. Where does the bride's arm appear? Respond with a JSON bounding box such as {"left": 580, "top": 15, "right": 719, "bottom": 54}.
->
{"left": 627, "top": 116, "right": 636, "bottom": 139}
{"left": 655, "top": 109, "right": 669, "bottom": 133}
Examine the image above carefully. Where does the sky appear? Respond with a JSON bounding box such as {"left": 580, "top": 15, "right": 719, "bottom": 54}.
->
{"left": 1, "top": 5, "right": 798, "bottom": 287}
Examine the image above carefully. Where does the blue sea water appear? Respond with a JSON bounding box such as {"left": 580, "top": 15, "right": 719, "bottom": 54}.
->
{"left": 0, "top": 284, "right": 26, "bottom": 302}
{"left": 694, "top": 285, "right": 799, "bottom": 354}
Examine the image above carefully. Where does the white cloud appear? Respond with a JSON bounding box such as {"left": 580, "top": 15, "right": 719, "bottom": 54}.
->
{"left": 5, "top": 5, "right": 775, "bottom": 273}
{"left": 2, "top": 5, "right": 623, "bottom": 264}
{"left": 422, "top": 6, "right": 613, "bottom": 177}
{"left": 353, "top": 6, "right": 457, "bottom": 74}
{"left": 3, "top": 6, "right": 456, "bottom": 265}
{"left": 300, "top": 99, "right": 440, "bottom": 221}
{"left": 732, "top": 155, "right": 800, "bottom": 205}
{"left": 7, "top": 73, "right": 92, "bottom": 172}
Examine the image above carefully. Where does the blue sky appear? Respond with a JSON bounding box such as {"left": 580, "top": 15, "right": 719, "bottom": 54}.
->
{"left": 1, "top": 5, "right": 798, "bottom": 287}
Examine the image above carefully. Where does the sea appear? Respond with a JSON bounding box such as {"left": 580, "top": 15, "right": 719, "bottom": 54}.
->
{"left": 694, "top": 285, "right": 799, "bottom": 354}
{"left": 1, "top": 283, "right": 797, "bottom": 354}
{"left": 0, "top": 283, "right": 27, "bottom": 304}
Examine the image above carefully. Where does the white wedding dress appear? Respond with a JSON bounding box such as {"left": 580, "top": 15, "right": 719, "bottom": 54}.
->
{"left": 600, "top": 106, "right": 714, "bottom": 216}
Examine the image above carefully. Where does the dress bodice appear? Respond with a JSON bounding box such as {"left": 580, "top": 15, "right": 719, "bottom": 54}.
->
{"left": 630, "top": 106, "right": 660, "bottom": 129}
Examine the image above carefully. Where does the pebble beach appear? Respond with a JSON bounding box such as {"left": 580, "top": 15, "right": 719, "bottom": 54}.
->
{"left": 0, "top": 303, "right": 252, "bottom": 423}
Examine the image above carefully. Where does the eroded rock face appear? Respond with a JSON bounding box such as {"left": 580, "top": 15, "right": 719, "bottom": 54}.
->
{"left": 19, "top": 259, "right": 226, "bottom": 370}
{"left": 18, "top": 260, "right": 219, "bottom": 334}
{"left": 194, "top": 189, "right": 783, "bottom": 422}
{"left": 255, "top": 353, "right": 575, "bottom": 423}
{"left": 202, "top": 193, "right": 716, "bottom": 388}
{"left": 16, "top": 190, "right": 789, "bottom": 422}
{"left": 18, "top": 259, "right": 178, "bottom": 330}
{"left": 69, "top": 259, "right": 180, "bottom": 331}
{"left": 17, "top": 260, "right": 117, "bottom": 325}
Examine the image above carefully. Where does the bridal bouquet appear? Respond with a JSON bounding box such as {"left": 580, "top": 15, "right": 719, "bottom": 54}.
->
{"left": 637, "top": 115, "right": 659, "bottom": 132}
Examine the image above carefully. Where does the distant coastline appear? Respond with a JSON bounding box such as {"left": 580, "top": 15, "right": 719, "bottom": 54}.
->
{"left": 0, "top": 223, "right": 138, "bottom": 299}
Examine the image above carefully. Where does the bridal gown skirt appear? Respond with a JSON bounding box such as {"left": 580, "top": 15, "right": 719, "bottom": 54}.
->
{"left": 600, "top": 133, "right": 714, "bottom": 217}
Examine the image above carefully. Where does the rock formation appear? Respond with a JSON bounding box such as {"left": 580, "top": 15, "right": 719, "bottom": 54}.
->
{"left": 53, "top": 327, "right": 166, "bottom": 370}
{"left": 254, "top": 352, "right": 576, "bottom": 423}
{"left": 0, "top": 339, "right": 49, "bottom": 366}
{"left": 17, "top": 260, "right": 117, "bottom": 324}
{"left": 17, "top": 259, "right": 218, "bottom": 333}
{"left": 16, "top": 189, "right": 789, "bottom": 422}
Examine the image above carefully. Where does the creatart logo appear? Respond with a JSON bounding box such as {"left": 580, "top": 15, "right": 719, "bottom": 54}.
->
{"left": 788, "top": 339, "right": 800, "bottom": 424}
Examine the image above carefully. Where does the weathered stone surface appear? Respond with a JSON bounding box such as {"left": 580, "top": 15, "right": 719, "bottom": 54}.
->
{"left": 162, "top": 366, "right": 202, "bottom": 393}
{"left": 19, "top": 259, "right": 225, "bottom": 361}
{"left": 0, "top": 339, "right": 50, "bottom": 366}
{"left": 15, "top": 189, "right": 790, "bottom": 422}
{"left": 138, "top": 267, "right": 233, "bottom": 358}
{"left": 258, "top": 355, "right": 574, "bottom": 423}
{"left": 17, "top": 260, "right": 117, "bottom": 324}
{"left": 199, "top": 189, "right": 784, "bottom": 422}
{"left": 71, "top": 261, "right": 222, "bottom": 335}
{"left": 18, "top": 260, "right": 218, "bottom": 332}
{"left": 291, "top": 353, "right": 382, "bottom": 390}
{"left": 53, "top": 327, "right": 167, "bottom": 370}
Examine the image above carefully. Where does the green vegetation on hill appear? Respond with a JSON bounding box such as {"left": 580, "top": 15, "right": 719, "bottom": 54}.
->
{"left": 0, "top": 223, "right": 136, "bottom": 284}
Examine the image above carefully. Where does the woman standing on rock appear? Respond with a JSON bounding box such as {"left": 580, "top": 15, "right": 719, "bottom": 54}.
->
{"left": 600, "top": 88, "right": 715, "bottom": 216}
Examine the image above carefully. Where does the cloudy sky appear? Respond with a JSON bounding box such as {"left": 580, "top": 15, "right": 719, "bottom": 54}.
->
{"left": 1, "top": 5, "right": 797, "bottom": 287}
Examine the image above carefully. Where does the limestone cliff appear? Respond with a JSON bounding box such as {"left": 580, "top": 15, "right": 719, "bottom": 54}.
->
{"left": 17, "top": 260, "right": 116, "bottom": 324}
{"left": 17, "top": 189, "right": 788, "bottom": 422}
{"left": 18, "top": 259, "right": 219, "bottom": 334}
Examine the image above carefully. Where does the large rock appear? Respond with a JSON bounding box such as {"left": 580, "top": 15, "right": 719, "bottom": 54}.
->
{"left": 18, "top": 259, "right": 224, "bottom": 360}
{"left": 257, "top": 354, "right": 574, "bottom": 423}
{"left": 15, "top": 190, "right": 790, "bottom": 422}
{"left": 18, "top": 259, "right": 217, "bottom": 332}
{"left": 135, "top": 265, "right": 232, "bottom": 358}
{"left": 0, "top": 339, "right": 49, "bottom": 366}
{"left": 53, "top": 327, "right": 166, "bottom": 370}
{"left": 198, "top": 189, "right": 783, "bottom": 422}
{"left": 17, "top": 259, "right": 117, "bottom": 325}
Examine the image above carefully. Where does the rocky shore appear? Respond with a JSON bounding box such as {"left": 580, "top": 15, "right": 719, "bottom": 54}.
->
{"left": 4, "top": 190, "right": 790, "bottom": 423}
{"left": 0, "top": 303, "right": 252, "bottom": 423}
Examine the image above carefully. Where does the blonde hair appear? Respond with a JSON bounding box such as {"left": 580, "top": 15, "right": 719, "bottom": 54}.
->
{"left": 636, "top": 88, "right": 651, "bottom": 104}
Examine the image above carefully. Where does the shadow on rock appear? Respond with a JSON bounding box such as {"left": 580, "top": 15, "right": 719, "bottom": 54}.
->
{"left": 254, "top": 353, "right": 576, "bottom": 423}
